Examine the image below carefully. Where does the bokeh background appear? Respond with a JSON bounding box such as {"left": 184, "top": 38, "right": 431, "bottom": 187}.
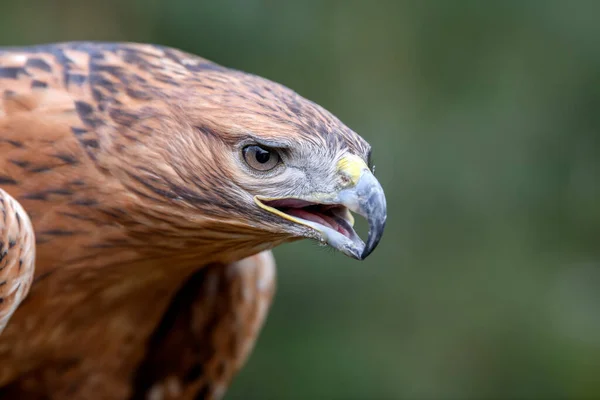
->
{"left": 2, "top": 1, "right": 600, "bottom": 399}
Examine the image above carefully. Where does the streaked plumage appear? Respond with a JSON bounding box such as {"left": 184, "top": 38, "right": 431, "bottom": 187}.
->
{"left": 0, "top": 189, "right": 35, "bottom": 334}
{"left": 0, "top": 42, "right": 386, "bottom": 399}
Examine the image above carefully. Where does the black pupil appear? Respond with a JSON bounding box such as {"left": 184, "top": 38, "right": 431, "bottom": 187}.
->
{"left": 254, "top": 147, "right": 271, "bottom": 164}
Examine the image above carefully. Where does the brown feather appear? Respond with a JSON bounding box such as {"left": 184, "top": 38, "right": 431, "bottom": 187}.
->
{"left": 131, "top": 251, "right": 276, "bottom": 400}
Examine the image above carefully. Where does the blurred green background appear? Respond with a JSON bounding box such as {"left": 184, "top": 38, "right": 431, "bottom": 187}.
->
{"left": 2, "top": 1, "right": 600, "bottom": 399}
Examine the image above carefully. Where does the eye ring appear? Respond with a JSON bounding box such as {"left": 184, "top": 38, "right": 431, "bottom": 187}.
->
{"left": 242, "top": 145, "right": 281, "bottom": 171}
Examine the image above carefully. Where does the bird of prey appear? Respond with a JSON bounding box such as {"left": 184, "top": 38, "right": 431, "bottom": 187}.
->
{"left": 0, "top": 42, "right": 386, "bottom": 399}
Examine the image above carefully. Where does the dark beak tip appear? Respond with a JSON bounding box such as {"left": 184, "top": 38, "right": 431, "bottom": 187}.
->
{"left": 359, "top": 239, "right": 379, "bottom": 260}
{"left": 359, "top": 218, "right": 386, "bottom": 260}
{"left": 359, "top": 244, "right": 373, "bottom": 260}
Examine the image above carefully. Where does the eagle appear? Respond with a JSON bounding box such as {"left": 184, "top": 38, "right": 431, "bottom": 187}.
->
{"left": 0, "top": 42, "right": 386, "bottom": 399}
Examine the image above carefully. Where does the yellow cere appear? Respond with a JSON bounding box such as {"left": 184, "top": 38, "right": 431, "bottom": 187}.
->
{"left": 337, "top": 154, "right": 368, "bottom": 186}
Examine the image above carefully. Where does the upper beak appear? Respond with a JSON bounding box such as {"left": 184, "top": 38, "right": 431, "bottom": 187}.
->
{"left": 255, "top": 155, "right": 387, "bottom": 261}
{"left": 336, "top": 170, "right": 387, "bottom": 259}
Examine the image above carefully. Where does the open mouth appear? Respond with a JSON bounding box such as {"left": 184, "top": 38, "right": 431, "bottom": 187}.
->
{"left": 264, "top": 198, "right": 356, "bottom": 238}
{"left": 255, "top": 197, "right": 365, "bottom": 258}
{"left": 253, "top": 165, "right": 386, "bottom": 261}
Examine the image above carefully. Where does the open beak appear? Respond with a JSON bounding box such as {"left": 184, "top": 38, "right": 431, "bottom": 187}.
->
{"left": 255, "top": 156, "right": 387, "bottom": 260}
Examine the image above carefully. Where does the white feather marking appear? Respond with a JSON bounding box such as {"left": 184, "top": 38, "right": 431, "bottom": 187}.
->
{"left": 213, "top": 383, "right": 227, "bottom": 400}
{"left": 255, "top": 251, "right": 276, "bottom": 292}
{"left": 146, "top": 383, "right": 164, "bottom": 400}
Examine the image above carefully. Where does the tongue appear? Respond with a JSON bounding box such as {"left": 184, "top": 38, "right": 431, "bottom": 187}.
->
{"left": 286, "top": 208, "right": 338, "bottom": 231}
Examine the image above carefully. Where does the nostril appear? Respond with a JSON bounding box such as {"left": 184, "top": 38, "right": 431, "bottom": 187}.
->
{"left": 339, "top": 175, "right": 352, "bottom": 187}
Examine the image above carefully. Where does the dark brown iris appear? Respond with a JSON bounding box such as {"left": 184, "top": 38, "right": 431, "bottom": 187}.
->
{"left": 243, "top": 145, "right": 280, "bottom": 171}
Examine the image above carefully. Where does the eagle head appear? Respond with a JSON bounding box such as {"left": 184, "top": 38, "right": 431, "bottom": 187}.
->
{"left": 106, "top": 47, "right": 387, "bottom": 261}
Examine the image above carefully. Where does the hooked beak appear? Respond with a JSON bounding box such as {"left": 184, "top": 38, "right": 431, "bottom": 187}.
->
{"left": 255, "top": 155, "right": 387, "bottom": 260}
{"left": 336, "top": 169, "right": 387, "bottom": 259}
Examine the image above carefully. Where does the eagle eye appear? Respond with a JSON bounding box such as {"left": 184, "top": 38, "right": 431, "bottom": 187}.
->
{"left": 242, "top": 145, "right": 280, "bottom": 171}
